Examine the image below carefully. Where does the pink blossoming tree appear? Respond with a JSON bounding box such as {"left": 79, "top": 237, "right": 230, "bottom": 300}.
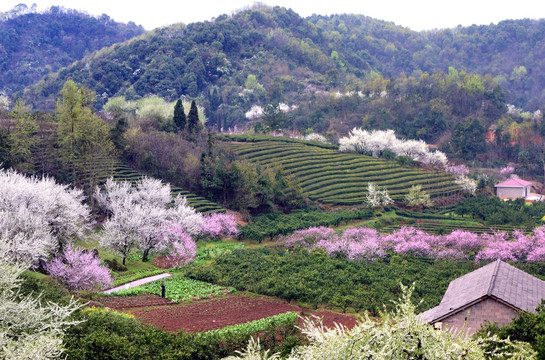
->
{"left": 161, "top": 225, "right": 197, "bottom": 268}
{"left": 282, "top": 225, "right": 545, "bottom": 263}
{"left": 200, "top": 213, "right": 239, "bottom": 239}
{"left": 46, "top": 245, "right": 112, "bottom": 292}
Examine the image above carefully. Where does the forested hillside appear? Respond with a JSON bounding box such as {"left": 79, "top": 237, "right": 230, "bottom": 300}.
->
{"left": 0, "top": 4, "right": 144, "bottom": 95}
{"left": 21, "top": 5, "right": 545, "bottom": 112}
{"left": 3, "top": 5, "right": 543, "bottom": 175}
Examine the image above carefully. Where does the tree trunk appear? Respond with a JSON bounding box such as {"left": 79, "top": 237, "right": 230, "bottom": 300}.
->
{"left": 142, "top": 248, "right": 150, "bottom": 262}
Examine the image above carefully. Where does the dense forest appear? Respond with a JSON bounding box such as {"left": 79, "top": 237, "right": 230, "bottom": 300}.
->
{"left": 18, "top": 5, "right": 545, "bottom": 112}
{"left": 0, "top": 4, "right": 144, "bottom": 95}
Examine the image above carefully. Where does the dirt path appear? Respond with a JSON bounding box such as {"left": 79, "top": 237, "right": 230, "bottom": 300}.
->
{"left": 103, "top": 273, "right": 172, "bottom": 294}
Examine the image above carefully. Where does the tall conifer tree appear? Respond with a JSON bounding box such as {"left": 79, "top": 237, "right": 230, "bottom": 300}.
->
{"left": 173, "top": 99, "right": 186, "bottom": 132}
{"left": 187, "top": 100, "right": 200, "bottom": 134}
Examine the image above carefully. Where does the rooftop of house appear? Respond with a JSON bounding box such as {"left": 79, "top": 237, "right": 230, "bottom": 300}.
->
{"left": 495, "top": 178, "right": 533, "bottom": 187}
{"left": 420, "top": 259, "right": 545, "bottom": 323}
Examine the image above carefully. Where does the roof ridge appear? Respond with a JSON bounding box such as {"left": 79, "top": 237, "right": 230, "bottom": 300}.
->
{"left": 487, "top": 259, "right": 501, "bottom": 296}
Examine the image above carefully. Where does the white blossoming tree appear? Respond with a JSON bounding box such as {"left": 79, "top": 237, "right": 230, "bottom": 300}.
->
{"left": 339, "top": 128, "right": 448, "bottom": 167}
{"left": 365, "top": 183, "right": 393, "bottom": 208}
{"left": 96, "top": 177, "right": 203, "bottom": 263}
{"left": 0, "top": 169, "right": 89, "bottom": 263}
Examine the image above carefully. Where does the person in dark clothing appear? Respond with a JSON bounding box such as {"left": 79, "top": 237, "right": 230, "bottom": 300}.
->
{"left": 161, "top": 282, "right": 166, "bottom": 298}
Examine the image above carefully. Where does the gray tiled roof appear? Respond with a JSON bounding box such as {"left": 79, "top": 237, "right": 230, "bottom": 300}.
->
{"left": 420, "top": 260, "right": 545, "bottom": 323}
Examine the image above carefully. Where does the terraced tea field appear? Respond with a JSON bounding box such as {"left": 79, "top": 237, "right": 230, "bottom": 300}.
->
{"left": 224, "top": 138, "right": 460, "bottom": 206}
{"left": 380, "top": 221, "right": 523, "bottom": 235}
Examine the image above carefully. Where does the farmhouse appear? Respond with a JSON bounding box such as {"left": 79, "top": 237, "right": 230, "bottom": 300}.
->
{"left": 494, "top": 178, "right": 532, "bottom": 200}
{"left": 420, "top": 259, "right": 545, "bottom": 335}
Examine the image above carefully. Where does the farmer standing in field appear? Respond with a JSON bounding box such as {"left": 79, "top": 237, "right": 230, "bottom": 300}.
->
{"left": 161, "top": 282, "right": 166, "bottom": 298}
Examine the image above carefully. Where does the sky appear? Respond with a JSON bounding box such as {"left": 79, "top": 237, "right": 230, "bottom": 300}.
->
{"left": 2, "top": 0, "right": 545, "bottom": 31}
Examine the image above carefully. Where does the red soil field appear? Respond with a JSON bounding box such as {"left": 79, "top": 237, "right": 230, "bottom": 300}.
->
{"left": 99, "top": 294, "right": 173, "bottom": 309}
{"left": 99, "top": 294, "right": 359, "bottom": 333}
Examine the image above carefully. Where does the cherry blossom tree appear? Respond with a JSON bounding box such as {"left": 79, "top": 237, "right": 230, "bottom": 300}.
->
{"left": 0, "top": 169, "right": 89, "bottom": 263}
{"left": 527, "top": 226, "right": 545, "bottom": 262}
{"left": 281, "top": 224, "right": 545, "bottom": 263}
{"left": 500, "top": 166, "right": 515, "bottom": 177}
{"left": 317, "top": 227, "right": 387, "bottom": 260}
{"left": 45, "top": 244, "right": 112, "bottom": 292}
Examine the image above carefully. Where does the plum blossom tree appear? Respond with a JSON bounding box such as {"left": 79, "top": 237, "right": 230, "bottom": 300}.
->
{"left": 365, "top": 183, "right": 393, "bottom": 208}
{"left": 0, "top": 169, "right": 89, "bottom": 263}
{"left": 455, "top": 175, "right": 478, "bottom": 195}
{"left": 0, "top": 207, "right": 54, "bottom": 263}
{"left": 404, "top": 185, "right": 433, "bottom": 208}
{"left": 245, "top": 105, "right": 263, "bottom": 120}
{"left": 339, "top": 128, "right": 447, "bottom": 167}
{"left": 302, "top": 133, "right": 330, "bottom": 144}
{"left": 96, "top": 177, "right": 204, "bottom": 263}
{"left": 282, "top": 225, "right": 545, "bottom": 263}
{"left": 161, "top": 225, "right": 197, "bottom": 268}
{"left": 200, "top": 213, "right": 239, "bottom": 239}
{"left": 45, "top": 244, "right": 112, "bottom": 292}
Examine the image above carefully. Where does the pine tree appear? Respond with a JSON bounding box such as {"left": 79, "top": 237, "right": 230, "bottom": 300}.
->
{"left": 173, "top": 99, "right": 186, "bottom": 132}
{"left": 187, "top": 100, "right": 200, "bottom": 134}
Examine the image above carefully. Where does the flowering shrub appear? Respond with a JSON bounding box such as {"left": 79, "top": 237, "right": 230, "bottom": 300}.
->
{"left": 46, "top": 245, "right": 113, "bottom": 291}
